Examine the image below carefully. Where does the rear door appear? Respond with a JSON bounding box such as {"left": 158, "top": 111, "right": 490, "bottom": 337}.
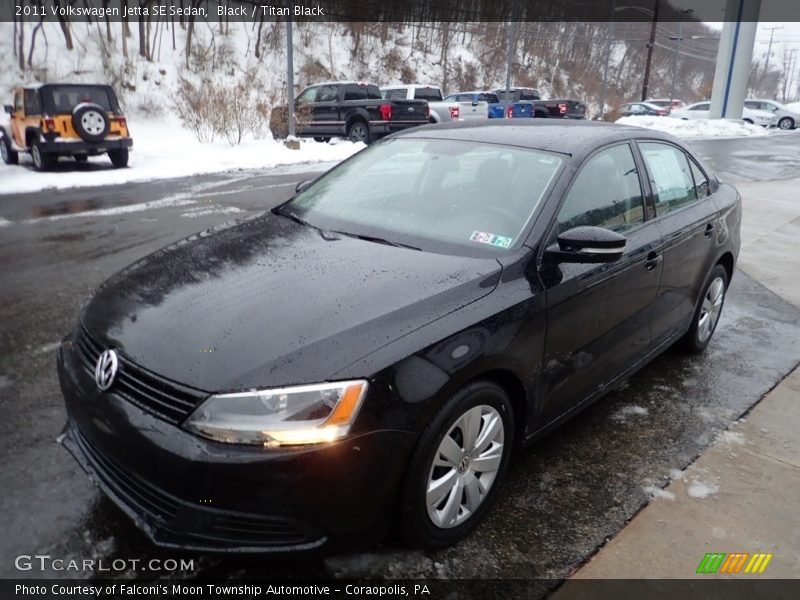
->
{"left": 312, "top": 84, "right": 341, "bottom": 135}
{"left": 539, "top": 143, "right": 663, "bottom": 423}
{"left": 636, "top": 140, "right": 720, "bottom": 347}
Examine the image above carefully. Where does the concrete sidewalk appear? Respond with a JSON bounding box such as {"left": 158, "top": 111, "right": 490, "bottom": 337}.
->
{"left": 555, "top": 178, "right": 800, "bottom": 581}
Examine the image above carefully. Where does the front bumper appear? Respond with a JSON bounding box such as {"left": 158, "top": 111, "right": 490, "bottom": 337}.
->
{"left": 57, "top": 339, "right": 416, "bottom": 554}
{"left": 40, "top": 138, "right": 133, "bottom": 155}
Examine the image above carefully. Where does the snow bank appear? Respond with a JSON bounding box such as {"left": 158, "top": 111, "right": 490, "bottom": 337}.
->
{"left": 0, "top": 119, "right": 363, "bottom": 195}
{"left": 616, "top": 116, "right": 770, "bottom": 139}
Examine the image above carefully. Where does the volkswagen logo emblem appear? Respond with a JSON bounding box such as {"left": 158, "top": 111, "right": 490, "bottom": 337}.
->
{"left": 95, "top": 349, "right": 118, "bottom": 391}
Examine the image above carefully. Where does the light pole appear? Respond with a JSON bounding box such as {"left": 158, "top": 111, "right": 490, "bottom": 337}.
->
{"left": 641, "top": 0, "right": 660, "bottom": 101}
{"left": 599, "top": 0, "right": 616, "bottom": 120}
{"left": 286, "top": 19, "right": 295, "bottom": 141}
{"left": 669, "top": 9, "right": 693, "bottom": 111}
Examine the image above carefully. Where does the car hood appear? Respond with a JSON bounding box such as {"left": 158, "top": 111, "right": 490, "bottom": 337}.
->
{"left": 82, "top": 213, "right": 501, "bottom": 392}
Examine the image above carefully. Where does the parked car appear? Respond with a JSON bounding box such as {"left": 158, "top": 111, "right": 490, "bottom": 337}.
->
{"left": 671, "top": 101, "right": 777, "bottom": 127}
{"left": 493, "top": 88, "right": 586, "bottom": 119}
{"left": 292, "top": 81, "right": 429, "bottom": 144}
{"left": 647, "top": 98, "right": 684, "bottom": 112}
{"left": 444, "top": 91, "right": 533, "bottom": 119}
{"left": 1, "top": 83, "right": 132, "bottom": 170}
{"left": 58, "top": 120, "right": 740, "bottom": 552}
{"left": 619, "top": 102, "right": 670, "bottom": 117}
{"left": 744, "top": 99, "right": 799, "bottom": 130}
{"left": 381, "top": 84, "right": 489, "bottom": 123}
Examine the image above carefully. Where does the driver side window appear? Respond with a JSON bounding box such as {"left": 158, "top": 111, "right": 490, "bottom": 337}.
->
{"left": 557, "top": 144, "right": 645, "bottom": 234}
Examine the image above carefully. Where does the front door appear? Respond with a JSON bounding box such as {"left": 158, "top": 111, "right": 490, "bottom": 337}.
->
{"left": 10, "top": 90, "right": 25, "bottom": 147}
{"left": 539, "top": 143, "right": 663, "bottom": 424}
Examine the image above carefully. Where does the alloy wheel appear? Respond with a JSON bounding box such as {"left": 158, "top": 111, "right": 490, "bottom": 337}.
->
{"left": 698, "top": 276, "right": 725, "bottom": 343}
{"left": 426, "top": 404, "right": 504, "bottom": 529}
{"left": 779, "top": 117, "right": 794, "bottom": 130}
{"left": 0, "top": 140, "right": 7, "bottom": 162}
{"left": 32, "top": 144, "right": 42, "bottom": 169}
{"left": 81, "top": 110, "right": 106, "bottom": 136}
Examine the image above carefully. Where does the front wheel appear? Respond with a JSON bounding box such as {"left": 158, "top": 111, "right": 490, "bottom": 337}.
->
{"left": 108, "top": 148, "right": 129, "bottom": 168}
{"left": 778, "top": 117, "right": 795, "bottom": 130}
{"left": 682, "top": 264, "right": 728, "bottom": 353}
{"left": 743, "top": 118, "right": 754, "bottom": 125}
{"left": 347, "top": 121, "right": 371, "bottom": 144}
{"left": 1, "top": 133, "right": 19, "bottom": 165}
{"left": 400, "top": 381, "right": 514, "bottom": 548}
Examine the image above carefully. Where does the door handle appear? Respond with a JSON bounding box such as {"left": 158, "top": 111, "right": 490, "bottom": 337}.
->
{"left": 645, "top": 251, "right": 662, "bottom": 271}
{"left": 704, "top": 223, "right": 715, "bottom": 238}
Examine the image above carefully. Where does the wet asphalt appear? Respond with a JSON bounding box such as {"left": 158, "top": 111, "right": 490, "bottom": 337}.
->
{"left": 0, "top": 133, "right": 799, "bottom": 588}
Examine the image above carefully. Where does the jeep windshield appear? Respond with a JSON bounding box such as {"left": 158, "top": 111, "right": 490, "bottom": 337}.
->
{"left": 280, "top": 137, "right": 564, "bottom": 256}
{"left": 40, "top": 86, "right": 115, "bottom": 115}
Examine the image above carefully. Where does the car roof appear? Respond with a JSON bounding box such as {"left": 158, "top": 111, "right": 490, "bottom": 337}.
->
{"left": 309, "top": 81, "right": 377, "bottom": 87}
{"left": 392, "top": 120, "right": 679, "bottom": 156}
{"left": 382, "top": 84, "right": 440, "bottom": 89}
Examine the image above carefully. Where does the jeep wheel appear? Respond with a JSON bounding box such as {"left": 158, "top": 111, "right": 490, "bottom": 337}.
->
{"left": 108, "top": 148, "right": 129, "bottom": 168}
{"left": 1, "top": 134, "right": 18, "bottom": 165}
{"left": 73, "top": 103, "right": 110, "bottom": 143}
{"left": 31, "top": 142, "right": 55, "bottom": 171}
{"left": 347, "top": 121, "right": 371, "bottom": 144}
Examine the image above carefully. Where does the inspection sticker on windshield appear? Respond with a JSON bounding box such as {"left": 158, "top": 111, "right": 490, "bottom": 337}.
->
{"left": 470, "top": 231, "right": 513, "bottom": 248}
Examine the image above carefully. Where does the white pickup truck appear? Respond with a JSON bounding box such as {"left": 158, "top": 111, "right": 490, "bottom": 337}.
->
{"left": 380, "top": 84, "right": 489, "bottom": 123}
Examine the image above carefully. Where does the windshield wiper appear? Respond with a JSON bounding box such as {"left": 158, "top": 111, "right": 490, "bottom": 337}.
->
{"left": 273, "top": 207, "right": 318, "bottom": 230}
{"left": 331, "top": 230, "right": 422, "bottom": 251}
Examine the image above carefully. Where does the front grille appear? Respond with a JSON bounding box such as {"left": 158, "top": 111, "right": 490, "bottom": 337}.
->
{"left": 75, "top": 325, "right": 208, "bottom": 424}
{"left": 74, "top": 425, "right": 180, "bottom": 522}
{"left": 70, "top": 426, "right": 316, "bottom": 549}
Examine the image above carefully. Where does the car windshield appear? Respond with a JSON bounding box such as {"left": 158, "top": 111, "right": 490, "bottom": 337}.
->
{"left": 282, "top": 138, "right": 564, "bottom": 255}
{"left": 41, "top": 86, "right": 114, "bottom": 114}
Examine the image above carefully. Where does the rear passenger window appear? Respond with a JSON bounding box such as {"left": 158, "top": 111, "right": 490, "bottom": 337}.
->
{"left": 689, "top": 158, "right": 709, "bottom": 198}
{"left": 344, "top": 85, "right": 368, "bottom": 101}
{"left": 367, "top": 85, "right": 382, "bottom": 100}
{"left": 639, "top": 142, "right": 697, "bottom": 215}
{"left": 558, "top": 144, "right": 645, "bottom": 233}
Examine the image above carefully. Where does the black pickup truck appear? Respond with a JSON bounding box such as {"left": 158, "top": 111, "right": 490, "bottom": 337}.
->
{"left": 494, "top": 87, "right": 586, "bottom": 120}
{"left": 294, "top": 81, "right": 429, "bottom": 144}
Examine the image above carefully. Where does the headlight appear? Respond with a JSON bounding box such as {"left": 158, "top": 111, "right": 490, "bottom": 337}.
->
{"left": 184, "top": 380, "right": 368, "bottom": 447}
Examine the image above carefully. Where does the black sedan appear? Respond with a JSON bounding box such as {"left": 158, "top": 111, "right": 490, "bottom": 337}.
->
{"left": 620, "top": 102, "right": 670, "bottom": 117}
{"left": 57, "top": 121, "right": 741, "bottom": 552}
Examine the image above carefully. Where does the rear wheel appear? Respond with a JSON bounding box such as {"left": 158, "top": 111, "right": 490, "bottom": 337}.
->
{"left": 313, "top": 137, "right": 331, "bottom": 143}
{"left": 108, "top": 148, "right": 129, "bottom": 168}
{"left": 743, "top": 118, "right": 754, "bottom": 125}
{"left": 400, "top": 381, "right": 514, "bottom": 548}
{"left": 682, "top": 264, "right": 728, "bottom": 353}
{"left": 347, "top": 121, "right": 370, "bottom": 144}
{"left": 1, "top": 133, "right": 18, "bottom": 165}
{"left": 778, "top": 117, "right": 795, "bottom": 130}
{"left": 31, "top": 142, "right": 55, "bottom": 171}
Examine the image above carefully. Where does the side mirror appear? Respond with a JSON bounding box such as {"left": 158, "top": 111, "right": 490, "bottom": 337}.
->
{"left": 295, "top": 180, "right": 313, "bottom": 194}
{"left": 545, "top": 226, "right": 626, "bottom": 264}
{"left": 4, "top": 105, "right": 13, "bottom": 115}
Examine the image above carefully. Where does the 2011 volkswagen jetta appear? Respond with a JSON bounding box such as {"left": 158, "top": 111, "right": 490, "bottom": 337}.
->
{"left": 58, "top": 121, "right": 740, "bottom": 552}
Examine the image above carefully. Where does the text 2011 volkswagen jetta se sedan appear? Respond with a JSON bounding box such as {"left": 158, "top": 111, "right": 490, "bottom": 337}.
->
{"left": 58, "top": 121, "right": 740, "bottom": 552}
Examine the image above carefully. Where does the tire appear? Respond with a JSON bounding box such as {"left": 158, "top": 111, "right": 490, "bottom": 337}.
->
{"left": 108, "top": 148, "right": 129, "bottom": 168}
{"left": 31, "top": 142, "right": 55, "bottom": 171}
{"left": 534, "top": 111, "right": 549, "bottom": 119}
{"left": 313, "top": 136, "right": 331, "bottom": 143}
{"left": 682, "top": 264, "right": 728, "bottom": 354}
{"left": 400, "top": 381, "right": 514, "bottom": 548}
{"left": 347, "top": 120, "right": 371, "bottom": 144}
{"left": 1, "top": 133, "right": 18, "bottom": 165}
{"left": 743, "top": 118, "right": 754, "bottom": 125}
{"left": 778, "top": 117, "right": 795, "bottom": 130}
{"left": 74, "top": 155, "right": 88, "bottom": 163}
{"left": 72, "top": 103, "right": 110, "bottom": 143}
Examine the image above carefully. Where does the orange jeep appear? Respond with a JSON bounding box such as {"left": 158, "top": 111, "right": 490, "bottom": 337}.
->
{"left": 1, "top": 83, "right": 132, "bottom": 171}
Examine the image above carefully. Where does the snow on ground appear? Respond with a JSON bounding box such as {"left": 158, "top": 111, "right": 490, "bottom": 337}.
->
{"left": 687, "top": 478, "right": 719, "bottom": 499}
{"left": 0, "top": 119, "right": 363, "bottom": 195}
{"left": 616, "top": 116, "right": 771, "bottom": 139}
{"left": 610, "top": 404, "right": 649, "bottom": 422}
{"left": 642, "top": 485, "right": 676, "bottom": 501}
